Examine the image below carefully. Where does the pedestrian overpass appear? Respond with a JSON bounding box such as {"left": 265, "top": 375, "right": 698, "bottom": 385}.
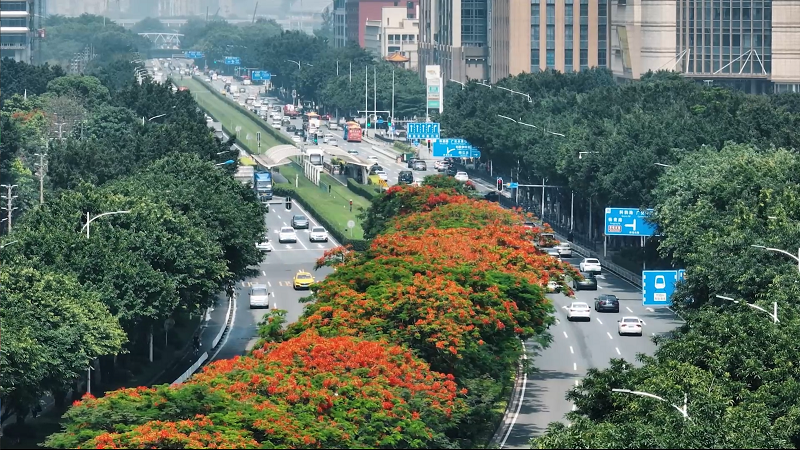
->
{"left": 138, "top": 32, "right": 184, "bottom": 48}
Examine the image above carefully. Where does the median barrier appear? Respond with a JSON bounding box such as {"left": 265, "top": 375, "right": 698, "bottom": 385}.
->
{"left": 191, "top": 75, "right": 294, "bottom": 148}
{"left": 171, "top": 352, "right": 209, "bottom": 386}
{"left": 347, "top": 178, "right": 380, "bottom": 199}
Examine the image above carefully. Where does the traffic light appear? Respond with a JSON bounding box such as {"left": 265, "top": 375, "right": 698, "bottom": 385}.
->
{"left": 427, "top": 139, "right": 432, "bottom": 153}
{"left": 285, "top": 196, "right": 292, "bottom": 210}
{"left": 497, "top": 177, "right": 504, "bottom": 191}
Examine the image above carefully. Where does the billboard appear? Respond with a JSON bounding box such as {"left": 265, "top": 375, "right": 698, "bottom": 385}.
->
{"left": 425, "top": 65, "right": 442, "bottom": 113}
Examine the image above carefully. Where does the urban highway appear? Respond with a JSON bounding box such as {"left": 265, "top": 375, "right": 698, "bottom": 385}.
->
{"left": 158, "top": 58, "right": 683, "bottom": 445}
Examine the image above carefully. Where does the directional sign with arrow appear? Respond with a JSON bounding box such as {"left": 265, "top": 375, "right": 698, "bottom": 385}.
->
{"left": 604, "top": 208, "right": 657, "bottom": 236}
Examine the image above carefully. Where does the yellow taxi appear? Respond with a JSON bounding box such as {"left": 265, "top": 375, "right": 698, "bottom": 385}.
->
{"left": 293, "top": 270, "right": 315, "bottom": 290}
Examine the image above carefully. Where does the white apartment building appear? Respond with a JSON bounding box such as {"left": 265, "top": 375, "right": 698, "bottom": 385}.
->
{"left": 0, "top": 0, "right": 35, "bottom": 62}
{"left": 364, "top": 5, "right": 420, "bottom": 69}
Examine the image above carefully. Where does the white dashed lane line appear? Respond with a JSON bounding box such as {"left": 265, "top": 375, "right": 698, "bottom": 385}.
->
{"left": 569, "top": 346, "right": 574, "bottom": 354}
{"left": 606, "top": 332, "right": 613, "bottom": 340}
{"left": 615, "top": 347, "right": 621, "bottom": 355}
{"left": 596, "top": 317, "right": 603, "bottom": 325}
{"left": 626, "top": 306, "right": 633, "bottom": 313}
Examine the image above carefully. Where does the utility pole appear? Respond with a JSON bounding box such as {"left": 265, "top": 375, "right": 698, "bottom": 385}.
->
{"left": 373, "top": 65, "right": 377, "bottom": 133}
{"left": 364, "top": 66, "right": 368, "bottom": 136}
{"left": 1, "top": 184, "right": 19, "bottom": 233}
{"left": 35, "top": 150, "right": 47, "bottom": 205}
{"left": 391, "top": 68, "right": 395, "bottom": 138}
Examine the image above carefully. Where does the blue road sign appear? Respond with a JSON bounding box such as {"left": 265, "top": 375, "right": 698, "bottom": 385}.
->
{"left": 507, "top": 182, "right": 519, "bottom": 189}
{"left": 377, "top": 118, "right": 384, "bottom": 124}
{"left": 224, "top": 56, "right": 241, "bottom": 65}
{"left": 184, "top": 51, "right": 204, "bottom": 59}
{"left": 406, "top": 122, "right": 440, "bottom": 140}
{"left": 643, "top": 270, "right": 683, "bottom": 306}
{"left": 251, "top": 70, "right": 271, "bottom": 81}
{"left": 432, "top": 140, "right": 475, "bottom": 158}
{"left": 604, "top": 207, "right": 657, "bottom": 236}
{"left": 470, "top": 149, "right": 482, "bottom": 158}
{"left": 412, "top": 139, "right": 419, "bottom": 147}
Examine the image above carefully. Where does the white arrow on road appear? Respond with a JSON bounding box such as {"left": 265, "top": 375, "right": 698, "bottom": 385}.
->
{"left": 317, "top": 244, "right": 324, "bottom": 248}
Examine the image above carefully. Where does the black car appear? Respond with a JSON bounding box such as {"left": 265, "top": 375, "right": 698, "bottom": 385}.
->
{"left": 398, "top": 170, "right": 413, "bottom": 185}
{"left": 286, "top": 124, "right": 296, "bottom": 132}
{"left": 294, "top": 129, "right": 303, "bottom": 136}
{"left": 573, "top": 272, "right": 598, "bottom": 291}
{"left": 446, "top": 165, "right": 458, "bottom": 177}
{"left": 291, "top": 214, "right": 309, "bottom": 229}
{"left": 594, "top": 294, "right": 620, "bottom": 312}
{"left": 484, "top": 191, "right": 500, "bottom": 202}
{"left": 407, "top": 158, "right": 417, "bottom": 169}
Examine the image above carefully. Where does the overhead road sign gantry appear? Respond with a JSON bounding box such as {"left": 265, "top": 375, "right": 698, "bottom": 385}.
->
{"left": 406, "top": 122, "right": 440, "bottom": 140}
{"left": 224, "top": 56, "right": 241, "bottom": 65}
{"left": 604, "top": 207, "right": 657, "bottom": 236}
{"left": 642, "top": 269, "right": 685, "bottom": 306}
{"left": 184, "top": 51, "right": 204, "bottom": 59}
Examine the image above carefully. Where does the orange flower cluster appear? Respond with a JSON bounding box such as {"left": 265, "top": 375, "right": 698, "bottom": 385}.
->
{"left": 301, "top": 186, "right": 570, "bottom": 379}
{"left": 50, "top": 332, "right": 466, "bottom": 449}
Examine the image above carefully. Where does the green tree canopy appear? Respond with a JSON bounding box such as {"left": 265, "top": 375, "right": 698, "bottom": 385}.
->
{"left": 0, "top": 265, "right": 125, "bottom": 423}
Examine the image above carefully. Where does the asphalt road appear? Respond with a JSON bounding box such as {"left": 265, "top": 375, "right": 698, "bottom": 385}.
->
{"left": 498, "top": 253, "right": 683, "bottom": 449}
{"left": 210, "top": 198, "right": 336, "bottom": 361}
{"left": 161, "top": 61, "right": 678, "bottom": 446}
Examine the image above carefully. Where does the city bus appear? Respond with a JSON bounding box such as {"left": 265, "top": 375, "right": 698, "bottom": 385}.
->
{"left": 343, "top": 121, "right": 363, "bottom": 142}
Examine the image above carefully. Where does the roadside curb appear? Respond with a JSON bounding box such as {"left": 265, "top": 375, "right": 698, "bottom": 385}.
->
{"left": 489, "top": 340, "right": 529, "bottom": 449}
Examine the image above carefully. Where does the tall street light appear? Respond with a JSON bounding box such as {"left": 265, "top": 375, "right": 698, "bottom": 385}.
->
{"left": 715, "top": 295, "right": 779, "bottom": 324}
{"left": 611, "top": 389, "right": 690, "bottom": 420}
{"left": 654, "top": 162, "right": 673, "bottom": 168}
{"left": 497, "top": 114, "right": 565, "bottom": 137}
{"left": 751, "top": 244, "right": 800, "bottom": 273}
{"left": 286, "top": 59, "right": 313, "bottom": 69}
{"left": 448, "top": 79, "right": 466, "bottom": 89}
{"left": 0, "top": 240, "right": 18, "bottom": 249}
{"left": 579, "top": 151, "right": 599, "bottom": 159}
{"left": 215, "top": 160, "right": 235, "bottom": 166}
{"left": 81, "top": 210, "right": 131, "bottom": 239}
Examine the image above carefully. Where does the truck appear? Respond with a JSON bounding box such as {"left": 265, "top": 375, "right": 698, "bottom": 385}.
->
{"left": 283, "top": 104, "right": 299, "bottom": 118}
{"left": 343, "top": 121, "right": 363, "bottom": 142}
{"left": 254, "top": 172, "right": 274, "bottom": 202}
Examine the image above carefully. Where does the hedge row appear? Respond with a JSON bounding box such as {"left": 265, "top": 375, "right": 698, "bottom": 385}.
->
{"left": 191, "top": 75, "right": 294, "bottom": 147}
{"left": 393, "top": 141, "right": 415, "bottom": 153}
{"left": 347, "top": 178, "right": 380, "bottom": 200}
{"left": 273, "top": 186, "right": 369, "bottom": 251}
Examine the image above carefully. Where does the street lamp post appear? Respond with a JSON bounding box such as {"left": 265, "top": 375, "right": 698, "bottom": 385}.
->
{"left": 654, "top": 162, "right": 673, "bottom": 168}
{"left": 611, "top": 389, "right": 690, "bottom": 420}
{"left": 448, "top": 79, "right": 466, "bottom": 89}
{"left": 715, "top": 295, "right": 779, "bottom": 324}
{"left": 751, "top": 244, "right": 800, "bottom": 273}
{"left": 81, "top": 210, "right": 132, "bottom": 239}
{"left": 143, "top": 113, "right": 167, "bottom": 126}
{"left": 497, "top": 114, "right": 565, "bottom": 137}
{"left": 215, "top": 160, "right": 235, "bottom": 166}
{"left": 0, "top": 240, "right": 18, "bottom": 249}
{"left": 579, "top": 151, "right": 599, "bottom": 159}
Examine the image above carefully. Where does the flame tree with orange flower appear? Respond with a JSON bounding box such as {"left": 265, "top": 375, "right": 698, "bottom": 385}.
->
{"left": 45, "top": 332, "right": 467, "bottom": 449}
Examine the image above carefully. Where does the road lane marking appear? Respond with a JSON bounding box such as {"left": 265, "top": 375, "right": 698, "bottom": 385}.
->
{"left": 555, "top": 318, "right": 560, "bottom": 325}
{"left": 572, "top": 404, "right": 576, "bottom": 411}
{"left": 285, "top": 245, "right": 293, "bottom": 249}
{"left": 626, "top": 306, "right": 633, "bottom": 313}
{"left": 499, "top": 341, "right": 527, "bottom": 449}
{"left": 573, "top": 362, "right": 577, "bottom": 371}
{"left": 563, "top": 331, "right": 569, "bottom": 339}
{"left": 570, "top": 346, "right": 574, "bottom": 354}
{"left": 276, "top": 215, "right": 281, "bottom": 219}
{"left": 596, "top": 318, "right": 603, "bottom": 325}
{"left": 616, "top": 347, "right": 621, "bottom": 355}
{"left": 646, "top": 307, "right": 655, "bottom": 312}
{"left": 641, "top": 320, "right": 647, "bottom": 326}
{"left": 267, "top": 281, "right": 271, "bottom": 287}
{"left": 606, "top": 332, "right": 613, "bottom": 340}
{"left": 575, "top": 380, "right": 579, "bottom": 386}
{"left": 262, "top": 271, "right": 266, "bottom": 276}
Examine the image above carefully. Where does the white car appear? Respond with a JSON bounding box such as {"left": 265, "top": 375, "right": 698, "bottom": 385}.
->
{"left": 556, "top": 242, "right": 572, "bottom": 258}
{"left": 292, "top": 135, "right": 302, "bottom": 143}
{"left": 618, "top": 317, "right": 643, "bottom": 336}
{"left": 367, "top": 155, "right": 379, "bottom": 161}
{"left": 567, "top": 302, "right": 591, "bottom": 321}
{"left": 329, "top": 123, "right": 339, "bottom": 130}
{"left": 249, "top": 284, "right": 271, "bottom": 309}
{"left": 271, "top": 121, "right": 282, "bottom": 129}
{"left": 579, "top": 258, "right": 602, "bottom": 273}
{"left": 204, "top": 77, "right": 211, "bottom": 82}
{"left": 375, "top": 170, "right": 388, "bottom": 181}
{"left": 278, "top": 227, "right": 297, "bottom": 243}
{"left": 329, "top": 139, "right": 338, "bottom": 147}
{"left": 256, "top": 239, "right": 273, "bottom": 252}
{"left": 309, "top": 226, "right": 329, "bottom": 242}
{"left": 547, "top": 280, "right": 561, "bottom": 293}
{"left": 347, "top": 148, "right": 358, "bottom": 154}
{"left": 454, "top": 171, "right": 469, "bottom": 182}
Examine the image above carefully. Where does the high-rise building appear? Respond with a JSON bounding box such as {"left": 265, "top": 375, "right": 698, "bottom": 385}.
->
{"left": 418, "top": 0, "right": 490, "bottom": 83}
{"left": 610, "top": 0, "right": 800, "bottom": 93}
{"left": 490, "top": 0, "right": 531, "bottom": 82}
{"left": 364, "top": 5, "right": 420, "bottom": 68}
{"left": 531, "top": 0, "right": 609, "bottom": 73}
{"left": 0, "top": 0, "right": 36, "bottom": 62}
{"left": 334, "top": 0, "right": 348, "bottom": 47}
{"left": 345, "top": 0, "right": 419, "bottom": 47}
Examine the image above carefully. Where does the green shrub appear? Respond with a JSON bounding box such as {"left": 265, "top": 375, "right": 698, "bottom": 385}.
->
{"left": 393, "top": 141, "right": 415, "bottom": 153}
{"left": 273, "top": 186, "right": 369, "bottom": 251}
{"left": 347, "top": 178, "right": 380, "bottom": 200}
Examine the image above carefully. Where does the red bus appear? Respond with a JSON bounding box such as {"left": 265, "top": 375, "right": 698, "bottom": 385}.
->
{"left": 343, "top": 121, "right": 362, "bottom": 142}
